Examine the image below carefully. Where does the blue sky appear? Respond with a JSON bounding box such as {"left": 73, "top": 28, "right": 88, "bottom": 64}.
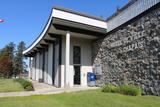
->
{"left": 0, "top": 0, "right": 128, "bottom": 49}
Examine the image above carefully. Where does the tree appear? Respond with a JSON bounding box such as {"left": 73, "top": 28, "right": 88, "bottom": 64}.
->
{"left": 14, "top": 41, "right": 26, "bottom": 77}
{"left": 6, "top": 42, "right": 15, "bottom": 76}
{"left": 0, "top": 41, "right": 26, "bottom": 78}
{"left": 0, "top": 52, "right": 11, "bottom": 77}
{"left": 0, "top": 42, "right": 15, "bottom": 78}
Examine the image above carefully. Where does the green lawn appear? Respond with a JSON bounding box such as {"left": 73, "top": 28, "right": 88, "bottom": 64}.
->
{"left": 0, "top": 79, "right": 24, "bottom": 92}
{"left": 0, "top": 90, "right": 160, "bottom": 107}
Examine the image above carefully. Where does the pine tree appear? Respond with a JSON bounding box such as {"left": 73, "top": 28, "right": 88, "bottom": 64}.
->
{"left": 14, "top": 41, "right": 26, "bottom": 77}
{"left": 7, "top": 42, "right": 15, "bottom": 77}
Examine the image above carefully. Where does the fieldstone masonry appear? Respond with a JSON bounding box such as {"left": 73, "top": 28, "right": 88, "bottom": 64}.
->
{"left": 93, "top": 7, "right": 160, "bottom": 96}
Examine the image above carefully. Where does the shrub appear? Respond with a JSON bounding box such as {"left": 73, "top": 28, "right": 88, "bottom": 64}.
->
{"left": 119, "top": 85, "right": 141, "bottom": 96}
{"left": 102, "top": 84, "right": 119, "bottom": 93}
{"left": 102, "top": 84, "right": 142, "bottom": 96}
{"left": 14, "top": 78, "right": 34, "bottom": 91}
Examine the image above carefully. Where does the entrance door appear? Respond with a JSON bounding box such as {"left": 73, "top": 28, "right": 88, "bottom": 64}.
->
{"left": 73, "top": 46, "right": 81, "bottom": 85}
{"left": 74, "top": 66, "right": 80, "bottom": 85}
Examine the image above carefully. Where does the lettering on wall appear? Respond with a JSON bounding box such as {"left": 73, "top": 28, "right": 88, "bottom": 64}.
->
{"left": 120, "top": 41, "right": 144, "bottom": 53}
{"left": 106, "top": 31, "right": 146, "bottom": 49}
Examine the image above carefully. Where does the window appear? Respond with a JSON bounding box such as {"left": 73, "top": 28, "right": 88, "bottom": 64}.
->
{"left": 73, "top": 46, "right": 81, "bottom": 65}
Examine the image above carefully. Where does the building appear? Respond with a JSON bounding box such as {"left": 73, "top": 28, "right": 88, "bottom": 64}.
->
{"left": 23, "top": 6, "right": 107, "bottom": 87}
{"left": 23, "top": 0, "right": 160, "bottom": 95}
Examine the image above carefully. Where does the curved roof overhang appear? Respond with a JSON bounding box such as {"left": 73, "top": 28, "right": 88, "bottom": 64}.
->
{"left": 23, "top": 6, "right": 107, "bottom": 57}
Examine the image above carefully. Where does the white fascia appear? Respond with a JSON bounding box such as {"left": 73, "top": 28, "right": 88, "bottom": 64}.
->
{"left": 53, "top": 9, "right": 107, "bottom": 29}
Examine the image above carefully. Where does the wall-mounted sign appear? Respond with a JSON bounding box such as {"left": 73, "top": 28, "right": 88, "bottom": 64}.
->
{"left": 93, "top": 63, "right": 102, "bottom": 75}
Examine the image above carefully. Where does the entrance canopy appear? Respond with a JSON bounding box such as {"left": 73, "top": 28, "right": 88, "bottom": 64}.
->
{"left": 23, "top": 6, "right": 107, "bottom": 56}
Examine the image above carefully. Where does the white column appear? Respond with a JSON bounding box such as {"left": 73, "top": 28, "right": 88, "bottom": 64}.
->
{"left": 28, "top": 57, "right": 31, "bottom": 78}
{"left": 32, "top": 56, "right": 36, "bottom": 80}
{"left": 44, "top": 49, "right": 48, "bottom": 83}
{"left": 36, "top": 53, "right": 40, "bottom": 81}
{"left": 47, "top": 44, "right": 53, "bottom": 85}
{"left": 28, "top": 57, "right": 33, "bottom": 79}
{"left": 39, "top": 52, "right": 43, "bottom": 82}
{"left": 65, "top": 31, "right": 71, "bottom": 87}
{"left": 54, "top": 43, "right": 60, "bottom": 87}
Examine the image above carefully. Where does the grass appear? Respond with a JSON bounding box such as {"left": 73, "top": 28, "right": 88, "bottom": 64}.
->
{"left": 0, "top": 90, "right": 160, "bottom": 107}
{"left": 0, "top": 79, "right": 24, "bottom": 92}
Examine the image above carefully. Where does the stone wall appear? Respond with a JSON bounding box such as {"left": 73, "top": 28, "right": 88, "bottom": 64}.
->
{"left": 92, "top": 6, "right": 160, "bottom": 96}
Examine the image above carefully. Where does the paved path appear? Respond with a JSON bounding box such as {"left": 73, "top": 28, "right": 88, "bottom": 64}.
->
{"left": 0, "top": 81, "right": 99, "bottom": 98}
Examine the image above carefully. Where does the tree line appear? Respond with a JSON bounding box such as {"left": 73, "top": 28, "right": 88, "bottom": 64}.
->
{"left": 0, "top": 41, "right": 26, "bottom": 78}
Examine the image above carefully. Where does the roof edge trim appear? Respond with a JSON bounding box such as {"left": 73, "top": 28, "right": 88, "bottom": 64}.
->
{"left": 23, "top": 9, "right": 53, "bottom": 55}
{"left": 53, "top": 6, "right": 106, "bottom": 22}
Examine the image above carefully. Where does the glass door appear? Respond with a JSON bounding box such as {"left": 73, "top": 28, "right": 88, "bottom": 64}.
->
{"left": 73, "top": 46, "right": 81, "bottom": 85}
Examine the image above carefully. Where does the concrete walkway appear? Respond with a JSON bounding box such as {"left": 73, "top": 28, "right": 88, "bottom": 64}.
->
{"left": 0, "top": 81, "right": 99, "bottom": 98}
